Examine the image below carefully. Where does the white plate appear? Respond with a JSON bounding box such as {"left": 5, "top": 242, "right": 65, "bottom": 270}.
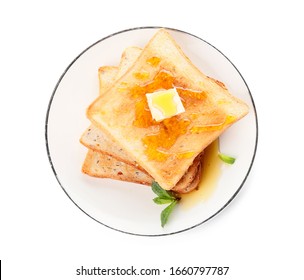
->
{"left": 45, "top": 27, "right": 258, "bottom": 236}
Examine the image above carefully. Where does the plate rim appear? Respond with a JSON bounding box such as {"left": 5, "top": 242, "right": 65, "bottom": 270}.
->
{"left": 45, "top": 26, "right": 259, "bottom": 237}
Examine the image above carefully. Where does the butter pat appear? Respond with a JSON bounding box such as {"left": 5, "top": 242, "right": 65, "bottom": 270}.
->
{"left": 146, "top": 88, "right": 185, "bottom": 121}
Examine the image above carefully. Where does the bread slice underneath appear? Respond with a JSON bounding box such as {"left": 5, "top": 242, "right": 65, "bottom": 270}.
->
{"left": 82, "top": 149, "right": 153, "bottom": 185}
{"left": 82, "top": 149, "right": 202, "bottom": 193}
{"left": 81, "top": 124, "right": 144, "bottom": 170}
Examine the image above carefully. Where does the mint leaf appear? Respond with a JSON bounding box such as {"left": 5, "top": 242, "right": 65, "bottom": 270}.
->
{"left": 161, "top": 200, "right": 178, "bottom": 227}
{"left": 153, "top": 197, "right": 175, "bottom": 205}
{"left": 151, "top": 181, "right": 181, "bottom": 227}
{"left": 218, "top": 153, "right": 236, "bottom": 164}
{"left": 151, "top": 181, "right": 174, "bottom": 199}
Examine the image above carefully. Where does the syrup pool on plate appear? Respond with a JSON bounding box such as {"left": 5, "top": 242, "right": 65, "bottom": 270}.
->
{"left": 180, "top": 139, "right": 223, "bottom": 208}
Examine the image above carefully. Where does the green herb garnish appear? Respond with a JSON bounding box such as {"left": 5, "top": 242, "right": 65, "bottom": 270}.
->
{"left": 152, "top": 181, "right": 180, "bottom": 227}
{"left": 160, "top": 200, "right": 178, "bottom": 227}
{"left": 153, "top": 197, "right": 175, "bottom": 204}
{"left": 218, "top": 152, "right": 236, "bottom": 164}
{"left": 152, "top": 181, "right": 175, "bottom": 198}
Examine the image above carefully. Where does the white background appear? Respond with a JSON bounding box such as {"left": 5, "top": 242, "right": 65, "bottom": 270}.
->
{"left": 0, "top": 0, "right": 303, "bottom": 279}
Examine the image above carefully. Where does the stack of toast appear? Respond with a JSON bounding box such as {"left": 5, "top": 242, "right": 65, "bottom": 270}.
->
{"left": 80, "top": 29, "right": 248, "bottom": 193}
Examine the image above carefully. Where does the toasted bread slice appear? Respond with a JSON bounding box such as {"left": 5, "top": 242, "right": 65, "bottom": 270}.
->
{"left": 82, "top": 148, "right": 202, "bottom": 193}
{"left": 97, "top": 46, "right": 142, "bottom": 93}
{"left": 98, "top": 66, "right": 118, "bottom": 94}
{"left": 116, "top": 46, "right": 142, "bottom": 78}
{"left": 87, "top": 28, "right": 249, "bottom": 190}
{"left": 81, "top": 125, "right": 143, "bottom": 170}
{"left": 82, "top": 149, "right": 153, "bottom": 185}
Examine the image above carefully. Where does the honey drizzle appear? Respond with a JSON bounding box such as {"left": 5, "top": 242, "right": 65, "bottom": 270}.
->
{"left": 191, "top": 115, "right": 236, "bottom": 133}
{"left": 180, "top": 139, "right": 222, "bottom": 208}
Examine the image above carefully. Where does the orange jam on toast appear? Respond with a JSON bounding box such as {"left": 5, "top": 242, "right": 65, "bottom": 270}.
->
{"left": 129, "top": 70, "right": 211, "bottom": 161}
